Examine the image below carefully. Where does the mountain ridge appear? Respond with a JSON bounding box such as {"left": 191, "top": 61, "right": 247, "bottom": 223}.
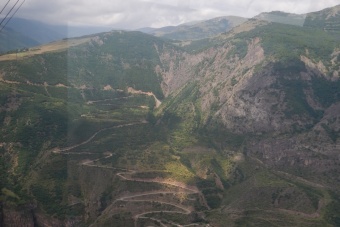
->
{"left": 0, "top": 4, "right": 340, "bottom": 227}
{"left": 0, "top": 17, "right": 112, "bottom": 53}
{"left": 138, "top": 15, "right": 248, "bottom": 40}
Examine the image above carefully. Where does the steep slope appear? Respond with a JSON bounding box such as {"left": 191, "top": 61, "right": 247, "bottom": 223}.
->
{"left": 253, "top": 4, "right": 340, "bottom": 31}
{"left": 0, "top": 31, "right": 166, "bottom": 99}
{"left": 153, "top": 14, "right": 340, "bottom": 226}
{"left": 0, "top": 30, "right": 216, "bottom": 226}
{"left": 304, "top": 4, "right": 340, "bottom": 31}
{"left": 158, "top": 19, "right": 340, "bottom": 133}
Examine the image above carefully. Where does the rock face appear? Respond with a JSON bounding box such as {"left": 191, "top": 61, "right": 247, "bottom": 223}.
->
{"left": 158, "top": 37, "right": 338, "bottom": 134}
{"left": 154, "top": 14, "right": 340, "bottom": 191}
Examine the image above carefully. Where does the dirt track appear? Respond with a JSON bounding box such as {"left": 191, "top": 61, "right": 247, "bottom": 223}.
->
{"left": 52, "top": 122, "right": 208, "bottom": 226}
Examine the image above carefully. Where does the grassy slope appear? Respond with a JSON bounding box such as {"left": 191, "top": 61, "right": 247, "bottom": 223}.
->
{"left": 0, "top": 31, "right": 167, "bottom": 99}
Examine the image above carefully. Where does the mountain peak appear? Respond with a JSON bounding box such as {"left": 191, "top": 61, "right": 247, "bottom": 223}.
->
{"left": 303, "top": 4, "right": 340, "bottom": 31}
{"left": 254, "top": 11, "right": 306, "bottom": 26}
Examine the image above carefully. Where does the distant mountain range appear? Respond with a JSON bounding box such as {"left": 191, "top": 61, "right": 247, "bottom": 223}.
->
{"left": 0, "top": 17, "right": 112, "bottom": 53}
{"left": 255, "top": 4, "right": 340, "bottom": 29}
{"left": 254, "top": 11, "right": 307, "bottom": 26}
{"left": 2, "top": 4, "right": 339, "bottom": 53}
{"left": 138, "top": 16, "right": 247, "bottom": 40}
{"left": 138, "top": 4, "right": 340, "bottom": 40}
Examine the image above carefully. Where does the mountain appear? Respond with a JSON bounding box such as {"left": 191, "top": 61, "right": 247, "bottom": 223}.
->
{"left": 303, "top": 4, "right": 340, "bottom": 31}
{"left": 0, "top": 5, "right": 340, "bottom": 227}
{"left": 0, "top": 18, "right": 66, "bottom": 53}
{"left": 137, "top": 20, "right": 204, "bottom": 35}
{"left": 254, "top": 11, "right": 306, "bottom": 26}
{"left": 6, "top": 18, "right": 67, "bottom": 44}
{"left": 140, "top": 16, "right": 247, "bottom": 40}
{"left": 253, "top": 4, "right": 340, "bottom": 30}
{"left": 0, "top": 17, "right": 112, "bottom": 53}
{"left": 136, "top": 27, "right": 157, "bottom": 33}
{"left": 0, "top": 27, "right": 40, "bottom": 53}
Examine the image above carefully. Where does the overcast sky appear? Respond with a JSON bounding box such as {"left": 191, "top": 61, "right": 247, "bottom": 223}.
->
{"left": 7, "top": 0, "right": 340, "bottom": 29}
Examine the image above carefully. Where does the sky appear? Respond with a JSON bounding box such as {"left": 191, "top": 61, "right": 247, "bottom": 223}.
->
{"left": 5, "top": 0, "right": 340, "bottom": 29}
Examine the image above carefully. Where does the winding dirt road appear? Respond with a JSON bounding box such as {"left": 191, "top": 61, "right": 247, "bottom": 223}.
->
{"left": 52, "top": 121, "right": 208, "bottom": 226}
{"left": 52, "top": 121, "right": 146, "bottom": 154}
{"left": 92, "top": 160, "right": 209, "bottom": 226}
{"left": 84, "top": 156, "right": 208, "bottom": 226}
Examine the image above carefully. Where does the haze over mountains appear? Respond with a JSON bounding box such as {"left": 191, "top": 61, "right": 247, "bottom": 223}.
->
{"left": 1, "top": 15, "right": 248, "bottom": 53}
{"left": 0, "top": 17, "right": 112, "bottom": 53}
{"left": 139, "top": 16, "right": 248, "bottom": 40}
{"left": 0, "top": 4, "right": 340, "bottom": 227}
{"left": 3, "top": 4, "right": 340, "bottom": 53}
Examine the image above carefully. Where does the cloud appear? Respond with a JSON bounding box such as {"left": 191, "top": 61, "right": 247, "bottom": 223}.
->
{"left": 10, "top": 0, "right": 340, "bottom": 29}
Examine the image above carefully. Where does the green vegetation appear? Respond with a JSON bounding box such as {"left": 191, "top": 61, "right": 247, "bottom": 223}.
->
{"left": 311, "top": 77, "right": 340, "bottom": 108}
{"left": 279, "top": 77, "right": 316, "bottom": 118}
{"left": 227, "top": 38, "right": 248, "bottom": 59}
{"left": 324, "top": 192, "right": 340, "bottom": 226}
{"left": 153, "top": 16, "right": 246, "bottom": 41}
{"left": 181, "top": 38, "right": 222, "bottom": 53}
{"left": 201, "top": 121, "right": 246, "bottom": 150}
{"left": 235, "top": 23, "right": 339, "bottom": 62}
{"left": 158, "top": 82, "right": 202, "bottom": 149}
{"left": 304, "top": 7, "right": 340, "bottom": 34}
{"left": 1, "top": 12, "right": 340, "bottom": 226}
{"left": 0, "top": 35, "right": 166, "bottom": 218}
{"left": 0, "top": 31, "right": 168, "bottom": 99}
